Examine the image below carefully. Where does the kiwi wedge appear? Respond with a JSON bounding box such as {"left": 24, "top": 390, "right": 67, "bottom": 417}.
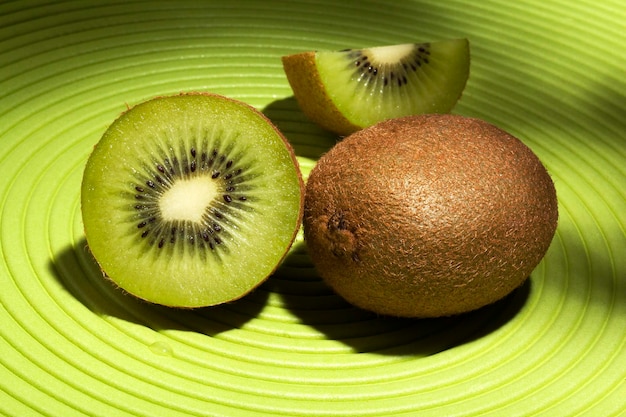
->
{"left": 282, "top": 39, "right": 470, "bottom": 136}
{"left": 81, "top": 93, "right": 304, "bottom": 308}
{"left": 303, "top": 114, "right": 558, "bottom": 318}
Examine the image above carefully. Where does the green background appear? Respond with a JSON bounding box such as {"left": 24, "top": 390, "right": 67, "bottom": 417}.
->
{"left": 1, "top": 1, "right": 624, "bottom": 416}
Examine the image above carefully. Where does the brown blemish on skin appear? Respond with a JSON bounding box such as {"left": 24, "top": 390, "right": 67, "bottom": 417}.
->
{"left": 319, "top": 212, "right": 360, "bottom": 261}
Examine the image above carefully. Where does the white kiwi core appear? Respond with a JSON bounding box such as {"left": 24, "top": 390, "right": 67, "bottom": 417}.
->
{"left": 366, "top": 43, "right": 415, "bottom": 63}
{"left": 159, "top": 177, "right": 218, "bottom": 223}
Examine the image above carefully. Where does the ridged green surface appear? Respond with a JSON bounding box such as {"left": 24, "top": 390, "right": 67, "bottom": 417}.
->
{"left": 1, "top": 1, "right": 625, "bottom": 416}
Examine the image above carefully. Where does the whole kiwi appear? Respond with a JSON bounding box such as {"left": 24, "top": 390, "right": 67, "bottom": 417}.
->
{"left": 303, "top": 114, "right": 558, "bottom": 318}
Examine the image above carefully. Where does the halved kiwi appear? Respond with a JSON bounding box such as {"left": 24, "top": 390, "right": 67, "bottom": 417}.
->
{"left": 81, "top": 92, "right": 304, "bottom": 308}
{"left": 282, "top": 39, "right": 470, "bottom": 136}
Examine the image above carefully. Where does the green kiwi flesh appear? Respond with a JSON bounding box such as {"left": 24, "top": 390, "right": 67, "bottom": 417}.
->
{"left": 282, "top": 39, "right": 470, "bottom": 136}
{"left": 81, "top": 93, "right": 304, "bottom": 307}
{"left": 303, "top": 114, "right": 558, "bottom": 318}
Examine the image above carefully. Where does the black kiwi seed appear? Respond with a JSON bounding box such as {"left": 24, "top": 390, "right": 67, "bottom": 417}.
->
{"left": 129, "top": 141, "right": 251, "bottom": 256}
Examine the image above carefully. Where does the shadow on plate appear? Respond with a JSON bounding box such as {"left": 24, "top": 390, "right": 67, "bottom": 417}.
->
{"left": 50, "top": 236, "right": 530, "bottom": 356}
{"left": 265, "top": 244, "right": 532, "bottom": 356}
{"left": 49, "top": 238, "right": 269, "bottom": 336}
{"left": 262, "top": 96, "right": 338, "bottom": 159}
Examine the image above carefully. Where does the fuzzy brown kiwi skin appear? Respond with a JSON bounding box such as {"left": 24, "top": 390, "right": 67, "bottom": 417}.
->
{"left": 303, "top": 114, "right": 558, "bottom": 318}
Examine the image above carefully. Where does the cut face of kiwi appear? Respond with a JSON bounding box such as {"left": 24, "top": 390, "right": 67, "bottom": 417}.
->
{"left": 81, "top": 93, "right": 304, "bottom": 307}
{"left": 282, "top": 39, "right": 470, "bottom": 136}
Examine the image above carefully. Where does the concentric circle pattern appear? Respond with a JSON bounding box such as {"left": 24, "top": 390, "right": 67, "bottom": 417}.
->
{"left": 1, "top": 1, "right": 625, "bottom": 416}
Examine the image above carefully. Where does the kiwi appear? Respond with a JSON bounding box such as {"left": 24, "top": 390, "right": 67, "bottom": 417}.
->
{"left": 282, "top": 39, "right": 470, "bottom": 136}
{"left": 303, "top": 114, "right": 558, "bottom": 318}
{"left": 81, "top": 92, "right": 304, "bottom": 308}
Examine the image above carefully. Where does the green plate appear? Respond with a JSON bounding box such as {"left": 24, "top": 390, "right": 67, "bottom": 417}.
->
{"left": 1, "top": 1, "right": 624, "bottom": 416}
